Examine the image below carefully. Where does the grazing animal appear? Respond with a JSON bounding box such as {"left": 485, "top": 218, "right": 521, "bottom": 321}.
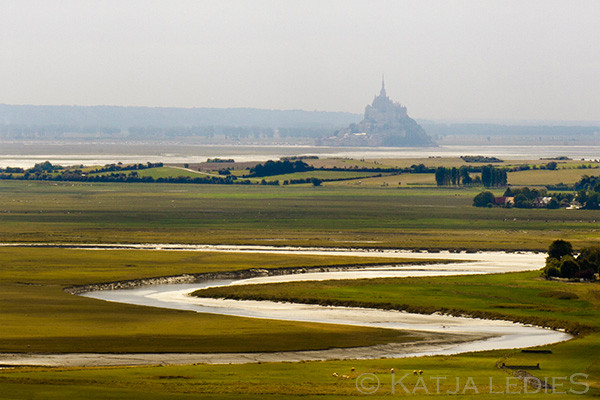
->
{"left": 332, "top": 373, "right": 338, "bottom": 377}
{"left": 341, "top": 375, "right": 350, "bottom": 379}
{"left": 390, "top": 368, "right": 394, "bottom": 373}
{"left": 351, "top": 367, "right": 355, "bottom": 372}
{"left": 419, "top": 370, "right": 423, "bottom": 375}
{"left": 413, "top": 370, "right": 418, "bottom": 375}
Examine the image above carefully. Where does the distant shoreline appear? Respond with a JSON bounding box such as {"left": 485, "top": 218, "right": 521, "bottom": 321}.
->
{"left": 1, "top": 143, "right": 599, "bottom": 168}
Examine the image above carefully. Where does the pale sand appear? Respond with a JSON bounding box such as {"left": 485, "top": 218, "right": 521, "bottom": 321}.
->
{"left": 0, "top": 332, "right": 485, "bottom": 367}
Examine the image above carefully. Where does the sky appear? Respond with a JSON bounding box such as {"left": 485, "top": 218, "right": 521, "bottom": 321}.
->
{"left": 1, "top": 0, "right": 599, "bottom": 122}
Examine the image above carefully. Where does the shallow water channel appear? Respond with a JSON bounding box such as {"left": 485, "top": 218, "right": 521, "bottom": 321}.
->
{"left": 81, "top": 248, "right": 572, "bottom": 360}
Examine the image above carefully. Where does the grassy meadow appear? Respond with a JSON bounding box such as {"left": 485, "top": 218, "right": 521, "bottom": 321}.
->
{"left": 0, "top": 180, "right": 597, "bottom": 250}
{"left": 251, "top": 169, "right": 382, "bottom": 182}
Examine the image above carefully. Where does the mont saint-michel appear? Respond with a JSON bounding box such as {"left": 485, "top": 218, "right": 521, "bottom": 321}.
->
{"left": 326, "top": 79, "right": 434, "bottom": 147}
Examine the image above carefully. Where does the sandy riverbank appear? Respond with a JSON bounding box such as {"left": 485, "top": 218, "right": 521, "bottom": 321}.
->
{"left": 0, "top": 331, "right": 486, "bottom": 367}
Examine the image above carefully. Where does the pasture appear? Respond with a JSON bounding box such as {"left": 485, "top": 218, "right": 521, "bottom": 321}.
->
{"left": 0, "top": 180, "right": 597, "bottom": 250}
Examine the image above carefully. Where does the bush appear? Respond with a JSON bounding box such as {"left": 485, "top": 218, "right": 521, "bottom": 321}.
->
{"left": 577, "top": 246, "right": 600, "bottom": 273}
{"left": 548, "top": 239, "right": 573, "bottom": 260}
{"left": 575, "top": 269, "right": 595, "bottom": 281}
{"left": 543, "top": 265, "right": 561, "bottom": 278}
{"left": 559, "top": 255, "right": 580, "bottom": 278}
{"left": 473, "top": 191, "right": 495, "bottom": 207}
{"left": 547, "top": 198, "right": 560, "bottom": 209}
{"left": 513, "top": 193, "right": 533, "bottom": 208}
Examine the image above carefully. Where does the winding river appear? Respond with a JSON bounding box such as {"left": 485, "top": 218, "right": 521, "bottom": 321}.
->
{"left": 73, "top": 247, "right": 572, "bottom": 364}
{"left": 0, "top": 245, "right": 573, "bottom": 367}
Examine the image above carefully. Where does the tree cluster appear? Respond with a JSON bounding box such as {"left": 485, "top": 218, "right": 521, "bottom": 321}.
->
{"left": 206, "top": 158, "right": 235, "bottom": 163}
{"left": 460, "top": 155, "right": 503, "bottom": 163}
{"left": 434, "top": 166, "right": 474, "bottom": 186}
{"left": 504, "top": 187, "right": 554, "bottom": 209}
{"left": 248, "top": 160, "right": 312, "bottom": 177}
{"left": 575, "top": 175, "right": 600, "bottom": 210}
{"left": 480, "top": 165, "right": 507, "bottom": 188}
{"left": 30, "top": 161, "right": 64, "bottom": 173}
{"left": 543, "top": 240, "right": 600, "bottom": 280}
{"left": 473, "top": 187, "right": 563, "bottom": 209}
{"left": 0, "top": 166, "right": 25, "bottom": 173}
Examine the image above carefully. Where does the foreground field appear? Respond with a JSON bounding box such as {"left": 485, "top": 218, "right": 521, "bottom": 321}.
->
{"left": 0, "top": 247, "right": 421, "bottom": 353}
{"left": 0, "top": 181, "right": 597, "bottom": 250}
{"left": 2, "top": 271, "right": 599, "bottom": 399}
{"left": 1, "top": 337, "right": 598, "bottom": 399}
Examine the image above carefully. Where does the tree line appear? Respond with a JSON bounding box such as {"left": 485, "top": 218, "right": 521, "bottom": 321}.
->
{"left": 434, "top": 165, "right": 506, "bottom": 187}
{"left": 0, "top": 170, "right": 251, "bottom": 185}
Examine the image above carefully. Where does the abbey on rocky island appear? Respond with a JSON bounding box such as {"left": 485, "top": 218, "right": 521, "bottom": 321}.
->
{"left": 327, "top": 78, "right": 434, "bottom": 147}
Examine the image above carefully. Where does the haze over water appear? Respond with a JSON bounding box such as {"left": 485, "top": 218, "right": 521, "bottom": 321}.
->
{"left": 1, "top": 144, "right": 599, "bottom": 169}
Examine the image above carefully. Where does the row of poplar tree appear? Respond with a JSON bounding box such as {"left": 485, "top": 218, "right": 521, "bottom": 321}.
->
{"left": 434, "top": 165, "right": 507, "bottom": 188}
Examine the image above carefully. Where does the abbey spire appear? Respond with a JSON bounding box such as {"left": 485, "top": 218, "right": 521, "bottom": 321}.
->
{"left": 380, "top": 75, "right": 387, "bottom": 98}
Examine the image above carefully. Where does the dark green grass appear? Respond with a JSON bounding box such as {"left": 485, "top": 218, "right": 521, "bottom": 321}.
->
{"left": 0, "top": 181, "right": 597, "bottom": 250}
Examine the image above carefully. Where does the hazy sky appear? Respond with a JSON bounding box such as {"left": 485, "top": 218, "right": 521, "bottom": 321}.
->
{"left": 1, "top": 1, "right": 598, "bottom": 122}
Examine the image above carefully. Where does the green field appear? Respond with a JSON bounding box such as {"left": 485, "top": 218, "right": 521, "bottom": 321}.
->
{"left": 326, "top": 172, "right": 435, "bottom": 187}
{"left": 89, "top": 166, "right": 215, "bottom": 179}
{"left": 0, "top": 180, "right": 597, "bottom": 250}
{"left": 251, "top": 169, "right": 382, "bottom": 182}
{"left": 507, "top": 168, "right": 592, "bottom": 186}
{"left": 134, "top": 166, "right": 217, "bottom": 179}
